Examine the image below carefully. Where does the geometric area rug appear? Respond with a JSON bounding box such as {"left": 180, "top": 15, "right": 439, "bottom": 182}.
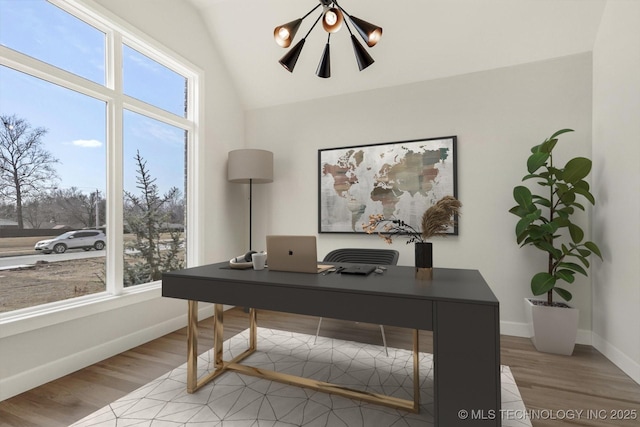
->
{"left": 71, "top": 328, "right": 531, "bottom": 426}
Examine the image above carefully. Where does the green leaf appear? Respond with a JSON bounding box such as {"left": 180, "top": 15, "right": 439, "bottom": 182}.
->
{"left": 555, "top": 182, "right": 569, "bottom": 195}
{"left": 533, "top": 200, "right": 551, "bottom": 209}
{"left": 569, "top": 223, "right": 584, "bottom": 243}
{"left": 574, "top": 180, "right": 590, "bottom": 191}
{"left": 530, "top": 143, "right": 543, "bottom": 153}
{"left": 558, "top": 262, "right": 588, "bottom": 276}
{"left": 553, "top": 216, "right": 570, "bottom": 228}
{"left": 549, "top": 128, "right": 574, "bottom": 140}
{"left": 555, "top": 270, "right": 576, "bottom": 283}
{"left": 528, "top": 225, "right": 549, "bottom": 240}
{"left": 578, "top": 248, "right": 591, "bottom": 257}
{"left": 516, "top": 217, "right": 532, "bottom": 238}
{"left": 571, "top": 201, "right": 586, "bottom": 211}
{"left": 522, "top": 173, "right": 542, "bottom": 181}
{"left": 573, "top": 185, "right": 595, "bottom": 205}
{"left": 553, "top": 287, "right": 573, "bottom": 302}
{"left": 547, "top": 167, "right": 561, "bottom": 177}
{"left": 567, "top": 252, "right": 590, "bottom": 268}
{"left": 578, "top": 256, "right": 590, "bottom": 268}
{"left": 540, "top": 221, "right": 559, "bottom": 234}
{"left": 557, "top": 206, "right": 575, "bottom": 216}
{"left": 509, "top": 206, "right": 526, "bottom": 217}
{"left": 527, "top": 152, "right": 550, "bottom": 174}
{"left": 540, "top": 138, "right": 558, "bottom": 154}
{"left": 531, "top": 272, "right": 556, "bottom": 295}
{"left": 563, "top": 157, "right": 592, "bottom": 184}
{"left": 513, "top": 186, "right": 533, "bottom": 209}
{"left": 584, "top": 241, "right": 603, "bottom": 260}
{"left": 559, "top": 191, "right": 576, "bottom": 205}
{"left": 536, "top": 241, "right": 562, "bottom": 259}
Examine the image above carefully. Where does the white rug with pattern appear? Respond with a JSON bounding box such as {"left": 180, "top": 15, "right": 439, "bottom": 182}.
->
{"left": 71, "top": 327, "right": 530, "bottom": 426}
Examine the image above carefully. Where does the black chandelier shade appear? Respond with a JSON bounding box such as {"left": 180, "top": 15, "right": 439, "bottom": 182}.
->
{"left": 279, "top": 38, "right": 306, "bottom": 72}
{"left": 274, "top": 0, "right": 382, "bottom": 78}
{"left": 349, "top": 15, "right": 383, "bottom": 47}
{"left": 316, "top": 36, "right": 331, "bottom": 78}
{"left": 350, "top": 35, "right": 374, "bottom": 71}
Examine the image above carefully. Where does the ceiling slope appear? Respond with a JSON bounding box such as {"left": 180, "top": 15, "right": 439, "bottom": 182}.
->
{"left": 188, "top": 0, "right": 606, "bottom": 110}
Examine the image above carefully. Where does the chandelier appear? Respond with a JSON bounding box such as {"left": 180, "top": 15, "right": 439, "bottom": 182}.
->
{"left": 274, "top": 0, "right": 383, "bottom": 78}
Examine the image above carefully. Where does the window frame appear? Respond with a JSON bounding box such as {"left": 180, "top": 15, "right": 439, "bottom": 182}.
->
{"left": 0, "top": 0, "right": 203, "bottom": 331}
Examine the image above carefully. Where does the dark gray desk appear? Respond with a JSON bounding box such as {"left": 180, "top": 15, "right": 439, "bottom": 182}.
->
{"left": 163, "top": 262, "right": 501, "bottom": 426}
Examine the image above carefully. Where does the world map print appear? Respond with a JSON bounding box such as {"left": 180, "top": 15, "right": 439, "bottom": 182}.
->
{"left": 319, "top": 137, "right": 457, "bottom": 233}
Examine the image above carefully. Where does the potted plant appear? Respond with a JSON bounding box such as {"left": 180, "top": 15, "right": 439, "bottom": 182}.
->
{"left": 363, "top": 195, "right": 461, "bottom": 279}
{"left": 509, "top": 129, "right": 602, "bottom": 355}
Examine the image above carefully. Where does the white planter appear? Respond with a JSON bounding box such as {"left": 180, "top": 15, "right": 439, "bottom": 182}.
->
{"left": 524, "top": 298, "right": 579, "bottom": 356}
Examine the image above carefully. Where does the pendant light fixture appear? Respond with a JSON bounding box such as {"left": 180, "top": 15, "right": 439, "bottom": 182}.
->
{"left": 274, "top": 0, "right": 382, "bottom": 78}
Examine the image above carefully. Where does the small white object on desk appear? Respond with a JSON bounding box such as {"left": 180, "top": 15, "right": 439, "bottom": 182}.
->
{"left": 252, "top": 252, "right": 267, "bottom": 270}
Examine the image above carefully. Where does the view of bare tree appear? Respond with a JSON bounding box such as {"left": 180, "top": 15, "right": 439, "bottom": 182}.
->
{"left": 0, "top": 114, "right": 60, "bottom": 228}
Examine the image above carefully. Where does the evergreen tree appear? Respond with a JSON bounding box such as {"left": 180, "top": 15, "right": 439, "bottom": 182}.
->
{"left": 123, "top": 150, "right": 184, "bottom": 286}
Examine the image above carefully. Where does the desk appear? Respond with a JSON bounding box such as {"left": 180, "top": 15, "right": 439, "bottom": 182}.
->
{"left": 162, "top": 262, "right": 501, "bottom": 426}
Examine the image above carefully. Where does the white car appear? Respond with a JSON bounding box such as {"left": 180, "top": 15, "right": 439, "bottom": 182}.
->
{"left": 34, "top": 230, "right": 106, "bottom": 254}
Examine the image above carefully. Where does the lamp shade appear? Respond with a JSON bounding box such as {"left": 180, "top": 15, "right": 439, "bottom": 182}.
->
{"left": 316, "top": 42, "right": 331, "bottom": 78}
{"left": 274, "top": 19, "right": 302, "bottom": 48}
{"left": 228, "top": 149, "right": 274, "bottom": 183}
{"left": 279, "top": 38, "right": 306, "bottom": 72}
{"left": 350, "top": 16, "right": 383, "bottom": 47}
{"left": 350, "top": 35, "right": 374, "bottom": 71}
{"left": 322, "top": 7, "right": 343, "bottom": 33}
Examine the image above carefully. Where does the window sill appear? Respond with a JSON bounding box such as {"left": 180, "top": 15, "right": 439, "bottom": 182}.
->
{"left": 0, "top": 282, "right": 163, "bottom": 339}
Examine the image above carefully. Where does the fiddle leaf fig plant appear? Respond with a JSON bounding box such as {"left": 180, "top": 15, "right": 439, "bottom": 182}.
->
{"left": 509, "top": 129, "right": 602, "bottom": 305}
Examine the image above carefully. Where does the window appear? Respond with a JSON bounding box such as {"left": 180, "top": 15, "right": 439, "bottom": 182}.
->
{"left": 122, "top": 111, "right": 186, "bottom": 287}
{"left": 0, "top": 0, "right": 105, "bottom": 84}
{"left": 123, "top": 44, "right": 188, "bottom": 117}
{"left": 0, "top": 0, "right": 197, "bottom": 313}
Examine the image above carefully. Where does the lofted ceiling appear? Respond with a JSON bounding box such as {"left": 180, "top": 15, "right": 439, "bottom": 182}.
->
{"left": 187, "top": 0, "right": 606, "bottom": 110}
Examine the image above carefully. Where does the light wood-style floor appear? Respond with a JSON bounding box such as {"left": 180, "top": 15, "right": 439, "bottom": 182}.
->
{"left": 1, "top": 307, "right": 639, "bottom": 426}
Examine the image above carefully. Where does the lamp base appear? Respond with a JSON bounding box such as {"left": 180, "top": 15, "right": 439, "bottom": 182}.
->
{"left": 416, "top": 267, "right": 433, "bottom": 280}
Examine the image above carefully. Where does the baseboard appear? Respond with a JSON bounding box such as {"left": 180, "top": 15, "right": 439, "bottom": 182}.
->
{"left": 500, "top": 320, "right": 531, "bottom": 338}
{"left": 0, "top": 303, "right": 215, "bottom": 401}
{"left": 592, "top": 332, "right": 640, "bottom": 385}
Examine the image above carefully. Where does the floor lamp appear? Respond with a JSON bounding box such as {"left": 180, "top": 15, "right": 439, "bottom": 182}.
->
{"left": 228, "top": 149, "right": 274, "bottom": 251}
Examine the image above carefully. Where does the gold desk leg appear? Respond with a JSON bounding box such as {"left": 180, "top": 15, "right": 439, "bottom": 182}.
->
{"left": 187, "top": 300, "right": 198, "bottom": 393}
{"left": 187, "top": 304, "right": 419, "bottom": 413}
{"left": 413, "top": 329, "right": 420, "bottom": 412}
{"left": 225, "top": 361, "right": 419, "bottom": 413}
{"left": 249, "top": 308, "right": 257, "bottom": 351}
{"left": 186, "top": 303, "right": 258, "bottom": 394}
{"left": 214, "top": 304, "right": 224, "bottom": 369}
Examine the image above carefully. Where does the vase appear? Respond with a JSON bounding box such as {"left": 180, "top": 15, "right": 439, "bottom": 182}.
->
{"left": 524, "top": 298, "right": 579, "bottom": 355}
{"left": 415, "top": 242, "right": 433, "bottom": 280}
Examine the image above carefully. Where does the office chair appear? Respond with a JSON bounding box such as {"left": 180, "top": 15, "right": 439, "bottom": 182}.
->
{"left": 315, "top": 248, "right": 399, "bottom": 356}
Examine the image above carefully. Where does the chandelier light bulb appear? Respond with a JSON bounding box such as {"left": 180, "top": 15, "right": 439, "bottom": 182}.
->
{"left": 278, "top": 28, "right": 290, "bottom": 40}
{"left": 322, "top": 7, "right": 343, "bottom": 33}
{"left": 325, "top": 11, "right": 337, "bottom": 25}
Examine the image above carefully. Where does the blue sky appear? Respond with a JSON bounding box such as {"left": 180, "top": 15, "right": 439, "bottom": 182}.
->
{"left": 0, "top": 0, "right": 186, "bottom": 197}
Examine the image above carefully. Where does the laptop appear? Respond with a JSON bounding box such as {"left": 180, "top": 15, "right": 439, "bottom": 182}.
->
{"left": 266, "top": 235, "right": 333, "bottom": 274}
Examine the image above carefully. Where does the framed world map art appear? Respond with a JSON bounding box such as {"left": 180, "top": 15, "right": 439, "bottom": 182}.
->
{"left": 318, "top": 136, "right": 458, "bottom": 234}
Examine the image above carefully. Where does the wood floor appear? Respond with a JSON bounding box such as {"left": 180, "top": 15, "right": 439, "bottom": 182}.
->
{"left": 1, "top": 307, "right": 639, "bottom": 426}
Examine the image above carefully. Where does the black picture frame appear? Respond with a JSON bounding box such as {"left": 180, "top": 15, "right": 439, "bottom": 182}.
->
{"left": 318, "top": 136, "right": 458, "bottom": 235}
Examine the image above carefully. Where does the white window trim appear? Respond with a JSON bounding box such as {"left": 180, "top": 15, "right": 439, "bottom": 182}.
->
{"left": 0, "top": 0, "right": 204, "bottom": 331}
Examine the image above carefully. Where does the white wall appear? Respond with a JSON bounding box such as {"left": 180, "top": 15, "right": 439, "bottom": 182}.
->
{"left": 592, "top": 0, "right": 640, "bottom": 384}
{"left": 0, "top": 0, "right": 246, "bottom": 400}
{"left": 246, "top": 53, "right": 594, "bottom": 338}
